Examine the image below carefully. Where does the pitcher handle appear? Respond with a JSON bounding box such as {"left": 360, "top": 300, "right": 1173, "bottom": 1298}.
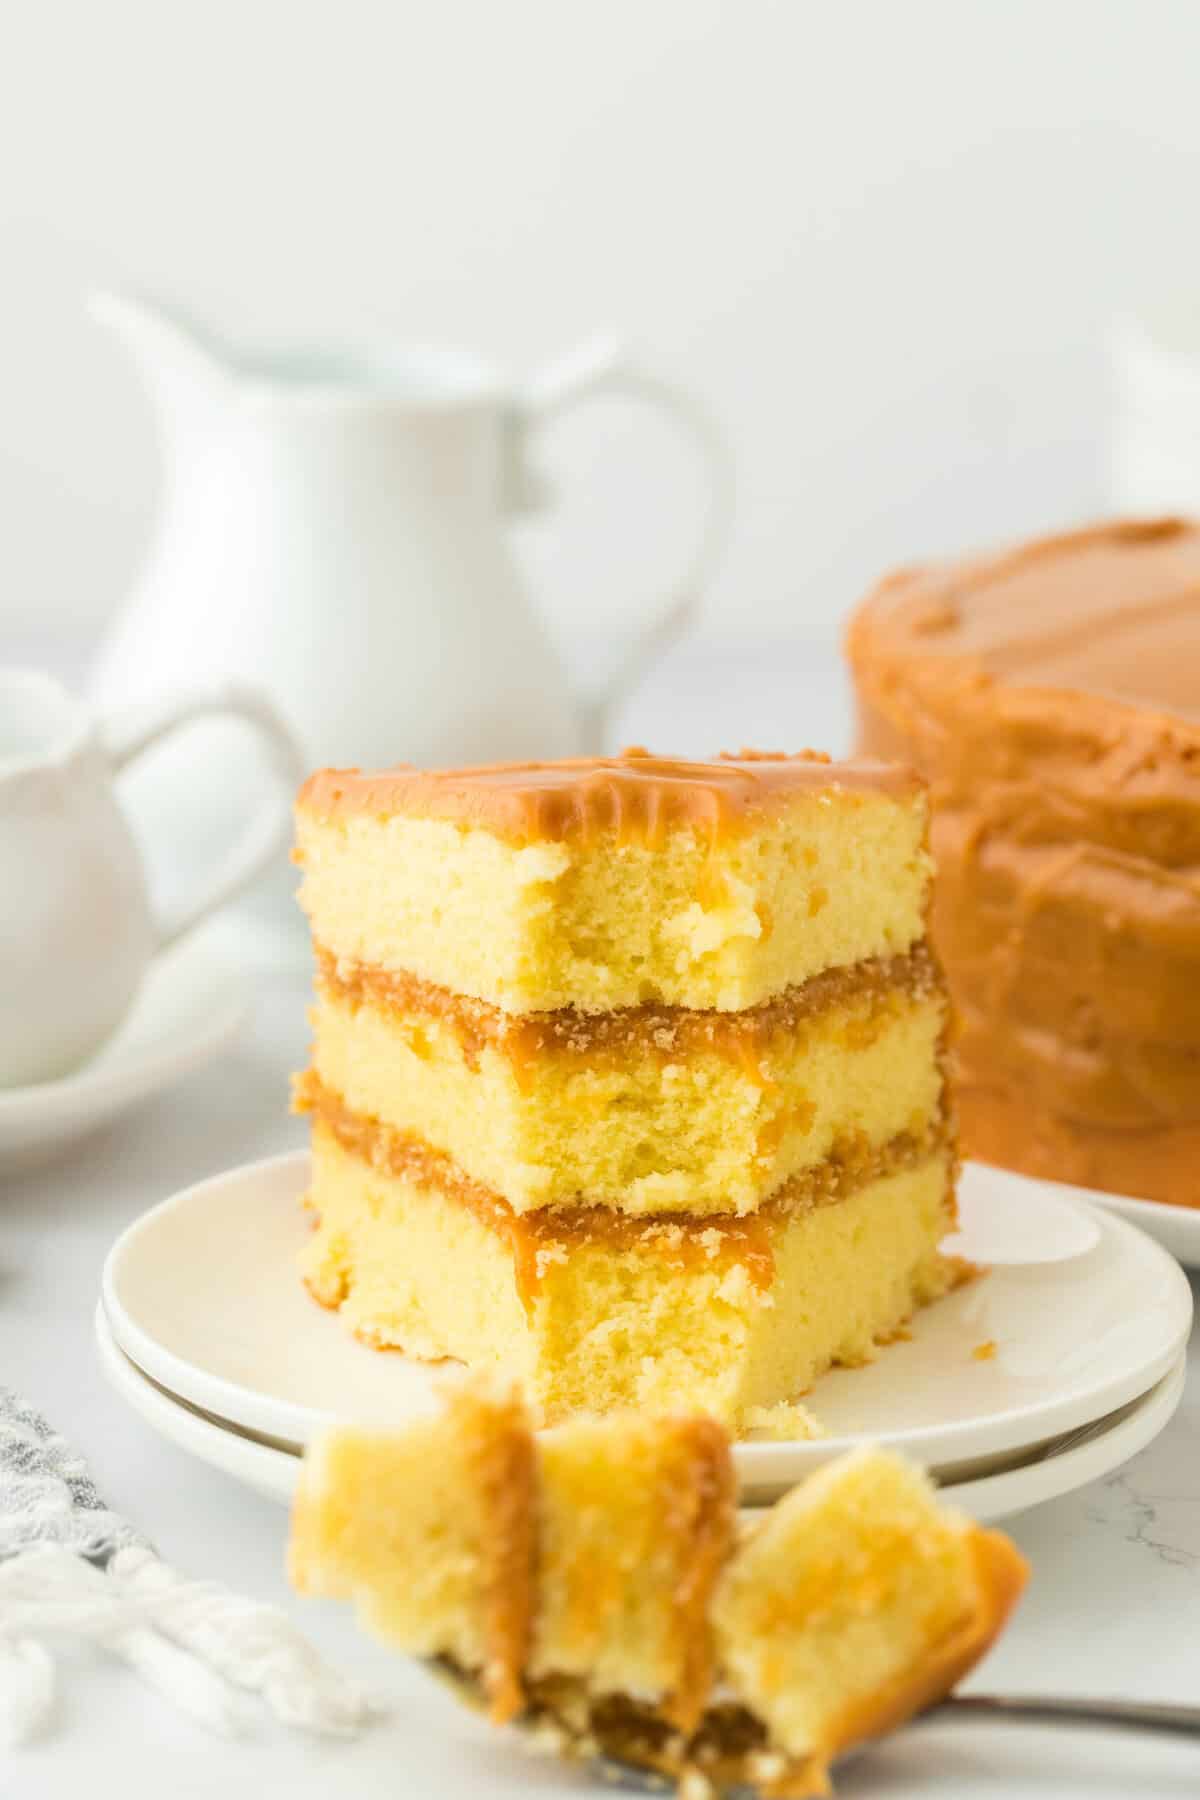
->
{"left": 100, "top": 681, "right": 306, "bottom": 949}
{"left": 515, "top": 337, "right": 734, "bottom": 752}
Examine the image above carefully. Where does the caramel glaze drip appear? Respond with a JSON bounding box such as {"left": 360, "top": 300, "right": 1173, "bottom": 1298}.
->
{"left": 846, "top": 516, "right": 1200, "bottom": 1207}
{"left": 457, "top": 1385, "right": 536, "bottom": 1724}
{"left": 296, "top": 1072, "right": 951, "bottom": 1312}
{"left": 315, "top": 942, "right": 944, "bottom": 1096}
{"left": 297, "top": 745, "right": 922, "bottom": 849}
{"left": 658, "top": 1420, "right": 737, "bottom": 1733}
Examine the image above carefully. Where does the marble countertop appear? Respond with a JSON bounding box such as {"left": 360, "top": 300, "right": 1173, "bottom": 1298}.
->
{"left": 4, "top": 653, "right": 1200, "bottom": 1799}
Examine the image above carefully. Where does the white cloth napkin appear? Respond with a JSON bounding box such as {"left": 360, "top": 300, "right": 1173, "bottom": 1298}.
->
{"left": 0, "top": 1383, "right": 377, "bottom": 1746}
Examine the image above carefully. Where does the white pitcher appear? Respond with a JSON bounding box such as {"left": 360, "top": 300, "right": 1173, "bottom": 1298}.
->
{"left": 88, "top": 294, "right": 732, "bottom": 950}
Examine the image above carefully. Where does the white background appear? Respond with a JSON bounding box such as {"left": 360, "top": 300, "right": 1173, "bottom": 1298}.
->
{"left": 7, "top": 14, "right": 1200, "bottom": 1796}
{"left": 6, "top": 0, "right": 1200, "bottom": 673}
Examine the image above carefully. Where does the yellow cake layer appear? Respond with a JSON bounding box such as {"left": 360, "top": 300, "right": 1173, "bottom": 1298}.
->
{"left": 295, "top": 786, "right": 931, "bottom": 1015}
{"left": 301, "top": 1125, "right": 959, "bottom": 1429}
{"left": 307, "top": 971, "right": 946, "bottom": 1215}
{"left": 289, "top": 1381, "right": 533, "bottom": 1720}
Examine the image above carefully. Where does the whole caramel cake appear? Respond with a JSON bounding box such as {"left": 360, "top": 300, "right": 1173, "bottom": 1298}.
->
{"left": 847, "top": 516, "right": 1200, "bottom": 1207}
{"left": 293, "top": 748, "right": 961, "bottom": 1428}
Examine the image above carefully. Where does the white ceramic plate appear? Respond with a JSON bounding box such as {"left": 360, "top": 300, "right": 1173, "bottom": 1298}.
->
{"left": 1075, "top": 1186, "right": 1200, "bottom": 1271}
{"left": 958, "top": 1160, "right": 1200, "bottom": 1272}
{"left": 100, "top": 1149, "right": 1191, "bottom": 1498}
{"left": 0, "top": 935, "right": 248, "bottom": 1166}
{"left": 94, "top": 1304, "right": 1187, "bottom": 1524}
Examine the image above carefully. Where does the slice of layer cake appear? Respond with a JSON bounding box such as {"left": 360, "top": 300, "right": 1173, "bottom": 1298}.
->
{"left": 294, "top": 749, "right": 960, "bottom": 1428}
{"left": 289, "top": 1386, "right": 1028, "bottom": 1796}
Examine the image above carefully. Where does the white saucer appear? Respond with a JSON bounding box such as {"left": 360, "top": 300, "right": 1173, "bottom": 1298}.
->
{"left": 0, "top": 935, "right": 248, "bottom": 1167}
{"left": 93, "top": 1304, "right": 1187, "bottom": 1523}
{"left": 100, "top": 1149, "right": 1191, "bottom": 1499}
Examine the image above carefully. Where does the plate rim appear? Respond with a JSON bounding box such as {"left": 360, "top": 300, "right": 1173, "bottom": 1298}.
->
{"left": 101, "top": 1148, "right": 1194, "bottom": 1477}
{"left": 94, "top": 1301, "right": 1189, "bottom": 1524}
{"left": 943, "top": 1353, "right": 1186, "bottom": 1521}
{"left": 964, "top": 1155, "right": 1200, "bottom": 1268}
{"left": 1083, "top": 1188, "right": 1200, "bottom": 1268}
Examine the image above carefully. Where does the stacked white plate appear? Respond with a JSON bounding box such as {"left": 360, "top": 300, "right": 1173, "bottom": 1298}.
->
{"left": 98, "top": 1152, "right": 1192, "bottom": 1521}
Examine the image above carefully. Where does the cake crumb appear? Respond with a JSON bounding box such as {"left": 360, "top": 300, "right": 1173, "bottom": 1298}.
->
{"left": 748, "top": 1750, "right": 788, "bottom": 1782}
{"left": 972, "top": 1339, "right": 998, "bottom": 1361}
{"left": 742, "top": 1401, "right": 827, "bottom": 1441}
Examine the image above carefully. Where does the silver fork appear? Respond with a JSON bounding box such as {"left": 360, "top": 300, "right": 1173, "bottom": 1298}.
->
{"left": 430, "top": 1660, "right": 1200, "bottom": 1792}
{"left": 935, "top": 1693, "right": 1200, "bottom": 1735}
{"left": 590, "top": 1695, "right": 1200, "bottom": 1793}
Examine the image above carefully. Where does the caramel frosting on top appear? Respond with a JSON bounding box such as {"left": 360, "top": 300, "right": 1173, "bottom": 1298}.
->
{"left": 847, "top": 516, "right": 1200, "bottom": 1208}
{"left": 855, "top": 515, "right": 1200, "bottom": 720}
{"left": 297, "top": 747, "right": 921, "bottom": 845}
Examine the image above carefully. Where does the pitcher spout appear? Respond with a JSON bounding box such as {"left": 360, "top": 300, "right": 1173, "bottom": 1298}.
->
{"left": 90, "top": 289, "right": 234, "bottom": 451}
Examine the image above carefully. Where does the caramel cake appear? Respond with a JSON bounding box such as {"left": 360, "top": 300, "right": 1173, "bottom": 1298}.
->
{"left": 289, "top": 1383, "right": 1028, "bottom": 1797}
{"left": 847, "top": 517, "right": 1200, "bottom": 1208}
{"left": 293, "top": 748, "right": 961, "bottom": 1428}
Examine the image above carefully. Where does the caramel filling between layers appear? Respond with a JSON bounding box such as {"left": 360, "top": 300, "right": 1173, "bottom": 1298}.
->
{"left": 297, "top": 747, "right": 923, "bottom": 850}
{"left": 296, "top": 1073, "right": 952, "bottom": 1311}
{"left": 314, "top": 943, "right": 944, "bottom": 1093}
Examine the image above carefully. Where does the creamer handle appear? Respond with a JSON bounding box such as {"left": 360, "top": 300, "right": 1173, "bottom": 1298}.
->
{"left": 101, "top": 681, "right": 305, "bottom": 948}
